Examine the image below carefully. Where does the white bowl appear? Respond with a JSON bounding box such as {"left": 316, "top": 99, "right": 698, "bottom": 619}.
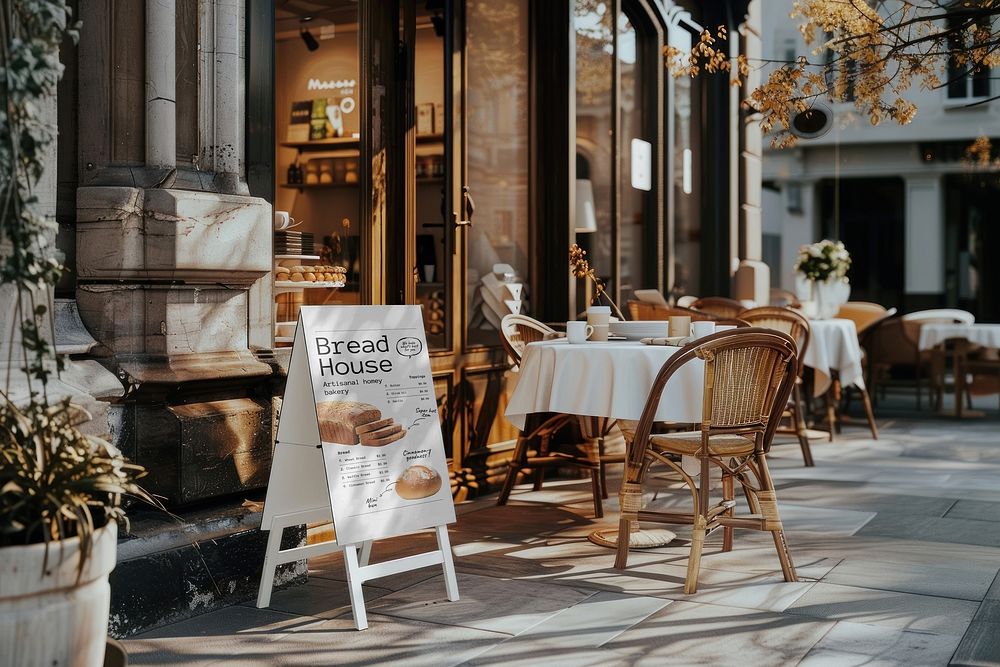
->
{"left": 608, "top": 321, "right": 669, "bottom": 341}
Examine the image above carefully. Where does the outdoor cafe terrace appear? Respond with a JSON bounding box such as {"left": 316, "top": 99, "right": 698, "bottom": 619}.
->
{"left": 123, "top": 395, "right": 1000, "bottom": 667}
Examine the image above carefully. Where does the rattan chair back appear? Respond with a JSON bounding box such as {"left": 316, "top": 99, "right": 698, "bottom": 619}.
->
{"left": 627, "top": 301, "right": 716, "bottom": 322}
{"left": 690, "top": 297, "right": 745, "bottom": 319}
{"left": 836, "top": 302, "right": 897, "bottom": 337}
{"left": 627, "top": 329, "right": 798, "bottom": 469}
{"left": 500, "top": 314, "right": 555, "bottom": 365}
{"left": 769, "top": 288, "right": 802, "bottom": 308}
{"left": 738, "top": 307, "right": 811, "bottom": 373}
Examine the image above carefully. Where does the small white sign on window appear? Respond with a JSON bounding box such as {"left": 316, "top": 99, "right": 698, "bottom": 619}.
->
{"left": 631, "top": 138, "right": 652, "bottom": 191}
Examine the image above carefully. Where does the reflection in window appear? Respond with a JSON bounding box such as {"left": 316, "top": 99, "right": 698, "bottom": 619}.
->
{"left": 618, "top": 10, "right": 644, "bottom": 296}
{"left": 466, "top": 0, "right": 530, "bottom": 346}
{"left": 575, "top": 0, "right": 614, "bottom": 305}
{"left": 670, "top": 26, "right": 701, "bottom": 301}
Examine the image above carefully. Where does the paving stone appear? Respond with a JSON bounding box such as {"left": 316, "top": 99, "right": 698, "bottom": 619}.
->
{"left": 950, "top": 621, "right": 1000, "bottom": 667}
{"left": 857, "top": 513, "right": 1000, "bottom": 548}
{"left": 823, "top": 558, "right": 999, "bottom": 601}
{"left": 799, "top": 620, "right": 963, "bottom": 666}
{"left": 366, "top": 572, "right": 595, "bottom": 635}
{"left": 462, "top": 644, "right": 634, "bottom": 667}
{"left": 973, "top": 600, "right": 1000, "bottom": 624}
{"left": 773, "top": 480, "right": 957, "bottom": 517}
{"left": 244, "top": 575, "right": 392, "bottom": 620}
{"left": 786, "top": 582, "right": 979, "bottom": 636}
{"left": 201, "top": 613, "right": 510, "bottom": 667}
{"left": 775, "top": 503, "right": 877, "bottom": 536}
{"left": 489, "top": 591, "right": 670, "bottom": 649}
{"left": 946, "top": 499, "right": 1000, "bottom": 522}
{"left": 123, "top": 606, "right": 318, "bottom": 666}
{"left": 604, "top": 600, "right": 835, "bottom": 665}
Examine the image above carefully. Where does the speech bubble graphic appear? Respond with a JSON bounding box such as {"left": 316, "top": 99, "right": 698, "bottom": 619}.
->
{"left": 396, "top": 337, "right": 423, "bottom": 358}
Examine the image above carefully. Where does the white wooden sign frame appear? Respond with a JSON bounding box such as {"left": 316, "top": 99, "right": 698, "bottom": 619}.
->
{"left": 256, "top": 306, "right": 459, "bottom": 630}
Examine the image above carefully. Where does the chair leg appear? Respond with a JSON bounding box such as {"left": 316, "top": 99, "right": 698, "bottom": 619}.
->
{"left": 685, "top": 517, "right": 707, "bottom": 594}
{"left": 598, "top": 436, "right": 609, "bottom": 499}
{"left": 860, "top": 387, "right": 879, "bottom": 439}
{"left": 614, "top": 516, "right": 633, "bottom": 569}
{"left": 824, "top": 391, "right": 836, "bottom": 442}
{"left": 722, "top": 474, "right": 735, "bottom": 552}
{"left": 532, "top": 467, "right": 545, "bottom": 491}
{"left": 497, "top": 434, "right": 529, "bottom": 506}
{"left": 590, "top": 468, "right": 604, "bottom": 519}
{"left": 755, "top": 454, "right": 797, "bottom": 582}
{"left": 792, "top": 384, "right": 815, "bottom": 467}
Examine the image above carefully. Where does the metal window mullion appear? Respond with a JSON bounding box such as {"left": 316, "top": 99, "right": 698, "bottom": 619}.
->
{"left": 611, "top": 0, "right": 621, "bottom": 305}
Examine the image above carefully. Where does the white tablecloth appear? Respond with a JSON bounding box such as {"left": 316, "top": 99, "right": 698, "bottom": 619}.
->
{"left": 918, "top": 323, "right": 1000, "bottom": 351}
{"left": 804, "top": 318, "right": 865, "bottom": 397}
{"left": 504, "top": 340, "right": 705, "bottom": 431}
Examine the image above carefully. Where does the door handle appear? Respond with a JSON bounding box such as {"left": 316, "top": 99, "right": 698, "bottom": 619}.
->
{"left": 453, "top": 185, "right": 475, "bottom": 228}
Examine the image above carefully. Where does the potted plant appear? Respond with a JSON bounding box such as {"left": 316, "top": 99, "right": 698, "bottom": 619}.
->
{"left": 0, "top": 2, "right": 151, "bottom": 665}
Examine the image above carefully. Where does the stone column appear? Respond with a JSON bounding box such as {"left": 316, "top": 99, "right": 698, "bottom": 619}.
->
{"left": 146, "top": 0, "right": 177, "bottom": 168}
{"left": 75, "top": 1, "right": 275, "bottom": 505}
{"left": 733, "top": 0, "right": 770, "bottom": 304}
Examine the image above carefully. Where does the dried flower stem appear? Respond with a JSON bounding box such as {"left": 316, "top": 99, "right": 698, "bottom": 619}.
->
{"left": 569, "top": 244, "right": 627, "bottom": 321}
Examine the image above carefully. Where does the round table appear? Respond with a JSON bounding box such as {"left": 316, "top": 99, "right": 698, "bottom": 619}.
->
{"left": 803, "top": 318, "right": 865, "bottom": 397}
{"left": 505, "top": 339, "right": 707, "bottom": 549}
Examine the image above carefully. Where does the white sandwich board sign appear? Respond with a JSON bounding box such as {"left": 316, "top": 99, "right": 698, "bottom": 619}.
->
{"left": 257, "top": 305, "right": 459, "bottom": 630}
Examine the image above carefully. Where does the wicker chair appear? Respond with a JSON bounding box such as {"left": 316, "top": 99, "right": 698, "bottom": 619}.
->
{"left": 690, "top": 297, "right": 745, "bottom": 319}
{"left": 497, "top": 314, "right": 603, "bottom": 517}
{"left": 738, "top": 307, "right": 815, "bottom": 465}
{"left": 769, "top": 288, "right": 801, "bottom": 308}
{"left": 628, "top": 301, "right": 716, "bottom": 322}
{"left": 615, "top": 328, "right": 799, "bottom": 594}
{"left": 869, "top": 309, "right": 974, "bottom": 409}
{"left": 833, "top": 302, "right": 897, "bottom": 438}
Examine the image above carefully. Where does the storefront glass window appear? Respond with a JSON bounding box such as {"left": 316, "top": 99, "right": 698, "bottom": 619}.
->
{"left": 465, "top": 0, "right": 531, "bottom": 347}
{"left": 414, "top": 7, "right": 448, "bottom": 350}
{"left": 670, "top": 25, "right": 701, "bottom": 301}
{"left": 575, "top": 0, "right": 614, "bottom": 306}
{"left": 618, "top": 10, "right": 644, "bottom": 296}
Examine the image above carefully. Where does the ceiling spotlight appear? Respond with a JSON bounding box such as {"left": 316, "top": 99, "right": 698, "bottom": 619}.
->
{"left": 300, "top": 18, "right": 319, "bottom": 51}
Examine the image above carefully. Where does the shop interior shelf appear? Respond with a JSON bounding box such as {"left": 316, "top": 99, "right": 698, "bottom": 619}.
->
{"left": 280, "top": 182, "right": 358, "bottom": 190}
{"left": 274, "top": 281, "right": 345, "bottom": 294}
{"left": 280, "top": 133, "right": 443, "bottom": 153}
{"left": 274, "top": 254, "right": 321, "bottom": 260}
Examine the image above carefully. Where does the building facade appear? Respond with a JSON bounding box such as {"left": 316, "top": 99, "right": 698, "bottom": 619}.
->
{"left": 32, "top": 0, "right": 764, "bottom": 634}
{"left": 761, "top": 0, "right": 1000, "bottom": 320}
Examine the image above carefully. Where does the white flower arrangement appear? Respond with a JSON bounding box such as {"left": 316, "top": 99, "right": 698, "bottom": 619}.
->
{"left": 795, "top": 239, "right": 851, "bottom": 282}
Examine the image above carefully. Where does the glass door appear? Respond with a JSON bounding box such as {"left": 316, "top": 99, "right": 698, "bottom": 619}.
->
{"left": 398, "top": 0, "right": 529, "bottom": 483}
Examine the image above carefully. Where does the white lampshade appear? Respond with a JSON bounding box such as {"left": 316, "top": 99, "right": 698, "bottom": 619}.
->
{"left": 575, "top": 179, "right": 597, "bottom": 233}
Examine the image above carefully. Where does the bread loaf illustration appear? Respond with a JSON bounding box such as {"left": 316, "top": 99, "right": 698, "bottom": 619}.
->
{"left": 395, "top": 465, "right": 442, "bottom": 500}
{"left": 359, "top": 425, "right": 405, "bottom": 446}
{"left": 316, "top": 401, "right": 382, "bottom": 445}
{"left": 355, "top": 417, "right": 393, "bottom": 434}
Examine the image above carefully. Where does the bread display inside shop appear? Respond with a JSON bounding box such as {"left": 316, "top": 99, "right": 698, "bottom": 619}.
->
{"left": 316, "top": 401, "right": 405, "bottom": 446}
{"left": 276, "top": 264, "right": 347, "bottom": 284}
{"left": 395, "top": 464, "right": 443, "bottom": 500}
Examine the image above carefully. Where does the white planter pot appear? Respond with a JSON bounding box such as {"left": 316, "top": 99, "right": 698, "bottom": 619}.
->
{"left": 0, "top": 521, "right": 118, "bottom": 667}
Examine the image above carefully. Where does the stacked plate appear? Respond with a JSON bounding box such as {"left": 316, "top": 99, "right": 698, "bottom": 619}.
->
{"left": 275, "top": 231, "right": 315, "bottom": 256}
{"left": 608, "top": 320, "right": 670, "bottom": 341}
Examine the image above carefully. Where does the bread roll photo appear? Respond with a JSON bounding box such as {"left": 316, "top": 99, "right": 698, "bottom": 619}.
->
{"left": 395, "top": 465, "right": 442, "bottom": 500}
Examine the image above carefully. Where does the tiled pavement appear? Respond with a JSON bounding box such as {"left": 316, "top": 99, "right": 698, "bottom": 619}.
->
{"left": 124, "top": 410, "right": 1000, "bottom": 666}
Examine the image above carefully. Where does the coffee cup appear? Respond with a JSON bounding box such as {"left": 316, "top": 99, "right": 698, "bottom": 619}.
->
{"left": 668, "top": 315, "right": 692, "bottom": 338}
{"left": 691, "top": 321, "right": 716, "bottom": 339}
{"left": 566, "top": 321, "right": 594, "bottom": 344}
{"left": 590, "top": 324, "right": 609, "bottom": 342}
{"left": 274, "top": 211, "right": 300, "bottom": 231}
{"left": 586, "top": 306, "right": 611, "bottom": 327}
